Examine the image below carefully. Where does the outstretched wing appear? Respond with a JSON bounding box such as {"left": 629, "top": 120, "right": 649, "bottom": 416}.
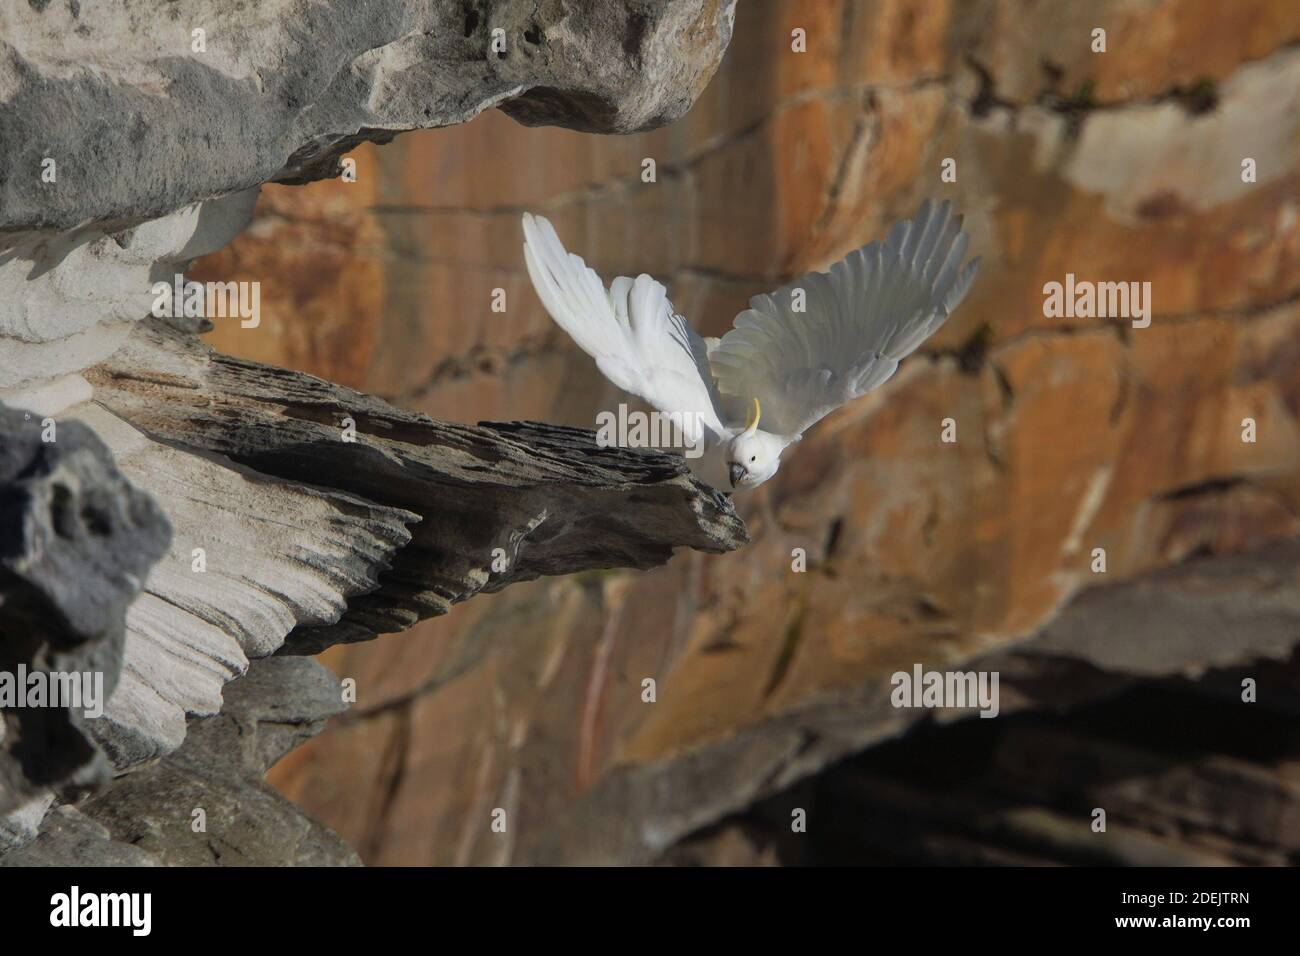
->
{"left": 522, "top": 213, "right": 727, "bottom": 445}
{"left": 708, "top": 200, "right": 980, "bottom": 438}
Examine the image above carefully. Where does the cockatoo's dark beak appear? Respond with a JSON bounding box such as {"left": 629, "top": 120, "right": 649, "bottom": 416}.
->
{"left": 728, "top": 462, "right": 745, "bottom": 488}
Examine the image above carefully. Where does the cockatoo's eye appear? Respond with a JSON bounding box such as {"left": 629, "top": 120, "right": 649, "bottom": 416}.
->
{"left": 750, "top": 455, "right": 756, "bottom": 463}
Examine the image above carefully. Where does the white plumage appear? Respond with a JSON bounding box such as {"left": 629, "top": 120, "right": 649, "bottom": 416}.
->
{"left": 522, "top": 201, "right": 981, "bottom": 491}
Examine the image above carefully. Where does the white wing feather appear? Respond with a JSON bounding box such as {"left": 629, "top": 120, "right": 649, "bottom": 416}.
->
{"left": 709, "top": 200, "right": 981, "bottom": 438}
{"left": 522, "top": 213, "right": 727, "bottom": 445}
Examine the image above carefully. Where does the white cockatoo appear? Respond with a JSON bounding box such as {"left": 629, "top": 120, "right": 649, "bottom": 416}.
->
{"left": 521, "top": 200, "right": 980, "bottom": 491}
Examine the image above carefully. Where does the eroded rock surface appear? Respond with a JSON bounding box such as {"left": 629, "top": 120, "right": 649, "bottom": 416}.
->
{"left": 0, "top": 0, "right": 737, "bottom": 236}
{"left": 4, "top": 657, "right": 358, "bottom": 866}
{"left": 0, "top": 404, "right": 169, "bottom": 814}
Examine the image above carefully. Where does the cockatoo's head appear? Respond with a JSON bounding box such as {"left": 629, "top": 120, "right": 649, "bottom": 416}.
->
{"left": 726, "top": 399, "right": 785, "bottom": 490}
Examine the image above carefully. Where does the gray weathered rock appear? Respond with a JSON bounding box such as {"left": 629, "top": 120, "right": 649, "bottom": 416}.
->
{"left": 0, "top": 793, "right": 53, "bottom": 852}
{"left": 0, "top": 403, "right": 170, "bottom": 814}
{"left": 0, "top": 805, "right": 162, "bottom": 867}
{"left": 76, "top": 400, "right": 418, "bottom": 771}
{"left": 1025, "top": 538, "right": 1300, "bottom": 677}
{"left": 0, "top": 189, "right": 260, "bottom": 390}
{"left": 73, "top": 656, "right": 360, "bottom": 867}
{"left": 0, "top": 0, "right": 736, "bottom": 236}
{"left": 4, "top": 656, "right": 356, "bottom": 866}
